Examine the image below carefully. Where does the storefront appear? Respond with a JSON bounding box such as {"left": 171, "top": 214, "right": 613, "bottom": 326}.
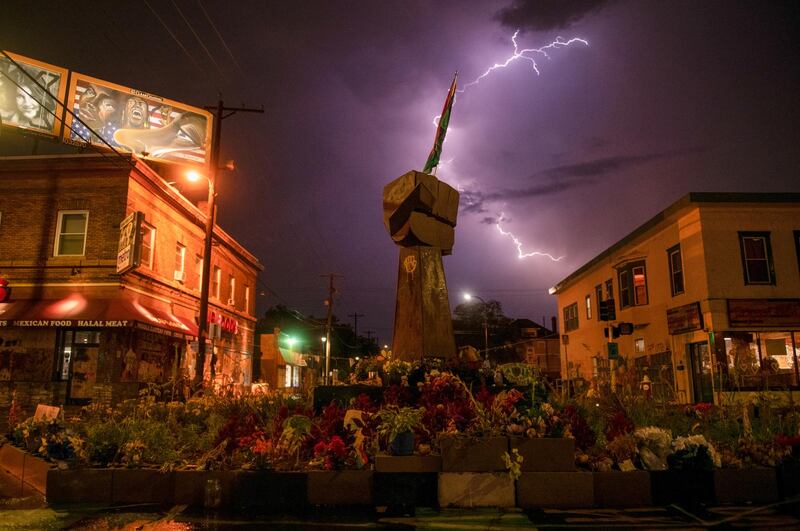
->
{"left": 0, "top": 293, "right": 197, "bottom": 406}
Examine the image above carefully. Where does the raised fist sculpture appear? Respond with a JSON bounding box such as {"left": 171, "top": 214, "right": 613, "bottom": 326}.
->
{"left": 383, "top": 171, "right": 459, "bottom": 361}
{"left": 383, "top": 171, "right": 459, "bottom": 254}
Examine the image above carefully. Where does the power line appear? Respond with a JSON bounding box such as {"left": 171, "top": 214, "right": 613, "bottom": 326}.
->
{"left": 143, "top": 0, "right": 203, "bottom": 72}
{"left": 197, "top": 0, "right": 243, "bottom": 74}
{"left": 170, "top": 0, "right": 225, "bottom": 78}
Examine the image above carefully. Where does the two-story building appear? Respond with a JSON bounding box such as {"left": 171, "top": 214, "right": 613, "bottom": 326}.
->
{"left": 0, "top": 153, "right": 262, "bottom": 411}
{"left": 551, "top": 193, "right": 800, "bottom": 404}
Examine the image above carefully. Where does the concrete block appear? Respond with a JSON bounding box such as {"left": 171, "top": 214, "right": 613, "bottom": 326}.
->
{"left": 307, "top": 470, "right": 373, "bottom": 506}
{"left": 517, "top": 472, "right": 594, "bottom": 508}
{"left": 173, "top": 470, "right": 236, "bottom": 508}
{"left": 593, "top": 471, "right": 651, "bottom": 507}
{"left": 375, "top": 454, "right": 442, "bottom": 473}
{"left": 111, "top": 468, "right": 173, "bottom": 504}
{"left": 714, "top": 468, "right": 778, "bottom": 504}
{"left": 374, "top": 472, "right": 438, "bottom": 508}
{"left": 46, "top": 469, "right": 113, "bottom": 504}
{"left": 235, "top": 471, "right": 307, "bottom": 514}
{"left": 440, "top": 437, "right": 508, "bottom": 472}
{"left": 438, "top": 472, "right": 515, "bottom": 508}
{"left": 511, "top": 438, "right": 575, "bottom": 472}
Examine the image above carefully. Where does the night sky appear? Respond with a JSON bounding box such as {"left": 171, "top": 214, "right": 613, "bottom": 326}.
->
{"left": 2, "top": 1, "right": 799, "bottom": 345}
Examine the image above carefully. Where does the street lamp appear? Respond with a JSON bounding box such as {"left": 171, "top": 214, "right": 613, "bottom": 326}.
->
{"left": 463, "top": 293, "right": 489, "bottom": 361}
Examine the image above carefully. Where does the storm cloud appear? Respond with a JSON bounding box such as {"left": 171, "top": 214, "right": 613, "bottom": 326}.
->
{"left": 497, "top": 0, "right": 611, "bottom": 31}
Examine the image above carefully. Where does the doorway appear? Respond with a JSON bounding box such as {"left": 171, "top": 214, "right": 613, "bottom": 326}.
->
{"left": 688, "top": 341, "right": 713, "bottom": 403}
{"left": 56, "top": 330, "right": 101, "bottom": 404}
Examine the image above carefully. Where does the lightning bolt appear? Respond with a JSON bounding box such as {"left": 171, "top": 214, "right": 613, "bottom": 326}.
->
{"left": 460, "top": 31, "right": 588, "bottom": 93}
{"left": 496, "top": 213, "right": 564, "bottom": 262}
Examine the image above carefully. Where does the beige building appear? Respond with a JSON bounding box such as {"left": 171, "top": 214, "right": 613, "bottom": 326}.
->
{"left": 551, "top": 193, "right": 800, "bottom": 404}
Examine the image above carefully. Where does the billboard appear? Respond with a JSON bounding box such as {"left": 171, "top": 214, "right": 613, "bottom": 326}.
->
{"left": 0, "top": 52, "right": 67, "bottom": 137}
{"left": 63, "top": 73, "right": 212, "bottom": 166}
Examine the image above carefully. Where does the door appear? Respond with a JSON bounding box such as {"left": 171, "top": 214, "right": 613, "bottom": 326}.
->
{"left": 57, "top": 330, "right": 101, "bottom": 403}
{"left": 688, "top": 341, "right": 713, "bottom": 403}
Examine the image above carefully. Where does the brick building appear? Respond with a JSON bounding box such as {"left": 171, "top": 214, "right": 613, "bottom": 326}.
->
{"left": 0, "top": 154, "right": 262, "bottom": 412}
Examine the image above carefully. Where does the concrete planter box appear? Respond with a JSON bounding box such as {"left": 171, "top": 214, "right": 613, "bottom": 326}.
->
{"left": 111, "top": 468, "right": 174, "bottom": 505}
{"left": 375, "top": 454, "right": 441, "bottom": 473}
{"left": 650, "top": 470, "right": 715, "bottom": 506}
{"left": 714, "top": 468, "right": 778, "bottom": 504}
{"left": 510, "top": 438, "right": 574, "bottom": 472}
{"left": 778, "top": 462, "right": 800, "bottom": 499}
{"left": 438, "top": 472, "right": 515, "bottom": 508}
{"left": 235, "top": 471, "right": 308, "bottom": 514}
{"left": 516, "top": 472, "right": 594, "bottom": 508}
{"left": 374, "top": 472, "right": 439, "bottom": 509}
{"left": 0, "top": 443, "right": 54, "bottom": 495}
{"left": 440, "top": 436, "right": 509, "bottom": 472}
{"left": 173, "top": 470, "right": 236, "bottom": 508}
{"left": 593, "top": 471, "right": 651, "bottom": 507}
{"left": 307, "top": 470, "right": 373, "bottom": 506}
{"left": 46, "top": 468, "right": 113, "bottom": 504}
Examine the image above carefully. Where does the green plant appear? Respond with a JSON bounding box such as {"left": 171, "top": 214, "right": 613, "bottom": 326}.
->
{"left": 377, "top": 406, "right": 425, "bottom": 443}
{"left": 502, "top": 448, "right": 524, "bottom": 481}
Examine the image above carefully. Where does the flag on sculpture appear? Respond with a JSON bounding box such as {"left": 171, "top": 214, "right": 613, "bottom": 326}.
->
{"left": 422, "top": 72, "right": 457, "bottom": 174}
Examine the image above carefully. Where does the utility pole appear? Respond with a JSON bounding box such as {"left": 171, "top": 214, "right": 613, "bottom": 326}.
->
{"left": 322, "top": 273, "right": 343, "bottom": 385}
{"left": 349, "top": 312, "right": 364, "bottom": 356}
{"left": 193, "top": 98, "right": 263, "bottom": 389}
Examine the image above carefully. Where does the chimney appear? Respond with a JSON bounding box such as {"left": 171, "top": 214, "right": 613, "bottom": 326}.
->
{"left": 551, "top": 316, "right": 558, "bottom": 335}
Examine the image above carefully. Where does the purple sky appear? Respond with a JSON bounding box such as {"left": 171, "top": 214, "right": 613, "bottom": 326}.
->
{"left": 2, "top": 1, "right": 799, "bottom": 344}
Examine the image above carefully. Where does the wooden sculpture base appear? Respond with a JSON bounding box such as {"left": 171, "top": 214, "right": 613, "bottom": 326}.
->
{"left": 391, "top": 246, "right": 456, "bottom": 361}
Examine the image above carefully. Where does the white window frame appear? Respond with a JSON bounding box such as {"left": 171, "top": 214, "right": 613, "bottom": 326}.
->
{"left": 54, "top": 210, "right": 89, "bottom": 257}
{"left": 244, "top": 285, "right": 251, "bottom": 313}
{"left": 228, "top": 275, "right": 236, "bottom": 306}
{"left": 213, "top": 266, "right": 221, "bottom": 299}
{"left": 585, "top": 294, "right": 592, "bottom": 320}
{"left": 195, "top": 255, "right": 204, "bottom": 291}
{"left": 139, "top": 222, "right": 155, "bottom": 269}
{"left": 174, "top": 243, "right": 186, "bottom": 281}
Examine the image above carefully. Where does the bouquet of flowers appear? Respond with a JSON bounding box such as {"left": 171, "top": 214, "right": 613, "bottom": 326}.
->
{"left": 633, "top": 426, "right": 673, "bottom": 470}
{"left": 669, "top": 434, "right": 720, "bottom": 470}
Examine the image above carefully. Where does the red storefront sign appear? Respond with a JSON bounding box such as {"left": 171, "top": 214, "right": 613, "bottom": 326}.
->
{"left": 208, "top": 311, "right": 238, "bottom": 335}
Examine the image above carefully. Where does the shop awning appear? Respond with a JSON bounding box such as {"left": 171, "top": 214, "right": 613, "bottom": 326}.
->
{"left": 278, "top": 347, "right": 307, "bottom": 367}
{"left": 0, "top": 294, "right": 197, "bottom": 337}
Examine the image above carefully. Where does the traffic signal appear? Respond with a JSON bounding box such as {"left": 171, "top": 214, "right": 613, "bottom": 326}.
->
{"left": 617, "top": 322, "right": 634, "bottom": 335}
{"left": 604, "top": 326, "right": 622, "bottom": 339}
{"left": 599, "top": 299, "right": 616, "bottom": 321}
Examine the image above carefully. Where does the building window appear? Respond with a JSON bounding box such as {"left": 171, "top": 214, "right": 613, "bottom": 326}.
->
{"left": 718, "top": 331, "right": 799, "bottom": 389}
{"left": 195, "top": 255, "right": 203, "bottom": 290}
{"left": 739, "top": 232, "right": 774, "bottom": 285}
{"left": 605, "top": 279, "right": 613, "bottom": 301}
{"left": 228, "top": 275, "right": 236, "bottom": 305}
{"left": 595, "top": 284, "right": 603, "bottom": 308}
{"left": 54, "top": 210, "right": 88, "bottom": 256}
{"left": 618, "top": 261, "right": 648, "bottom": 309}
{"left": 139, "top": 222, "right": 155, "bottom": 269}
{"left": 793, "top": 231, "right": 800, "bottom": 273}
{"left": 245, "top": 285, "right": 250, "bottom": 312}
{"left": 563, "top": 303, "right": 579, "bottom": 332}
{"left": 284, "top": 365, "right": 293, "bottom": 388}
{"left": 212, "top": 266, "right": 221, "bottom": 299}
{"left": 585, "top": 295, "right": 592, "bottom": 319}
{"left": 667, "top": 244, "right": 684, "bottom": 296}
{"left": 635, "top": 338, "right": 645, "bottom": 354}
{"left": 174, "top": 244, "right": 186, "bottom": 282}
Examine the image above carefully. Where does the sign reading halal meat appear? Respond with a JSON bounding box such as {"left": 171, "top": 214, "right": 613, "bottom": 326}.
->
{"left": 63, "top": 73, "right": 213, "bottom": 166}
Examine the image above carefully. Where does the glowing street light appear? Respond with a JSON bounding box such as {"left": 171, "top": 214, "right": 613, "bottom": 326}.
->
{"left": 463, "top": 292, "right": 489, "bottom": 361}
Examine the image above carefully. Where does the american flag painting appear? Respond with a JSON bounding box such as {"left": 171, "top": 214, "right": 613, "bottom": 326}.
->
{"left": 65, "top": 74, "right": 210, "bottom": 166}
